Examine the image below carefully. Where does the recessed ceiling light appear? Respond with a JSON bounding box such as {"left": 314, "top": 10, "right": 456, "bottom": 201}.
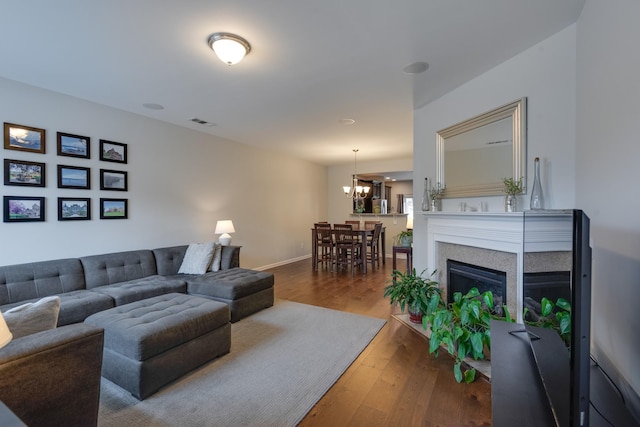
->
{"left": 339, "top": 118, "right": 355, "bottom": 125}
{"left": 143, "top": 103, "right": 164, "bottom": 110}
{"left": 403, "top": 62, "right": 429, "bottom": 75}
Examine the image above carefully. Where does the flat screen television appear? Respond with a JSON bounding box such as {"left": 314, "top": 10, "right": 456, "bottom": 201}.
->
{"left": 524, "top": 209, "right": 591, "bottom": 427}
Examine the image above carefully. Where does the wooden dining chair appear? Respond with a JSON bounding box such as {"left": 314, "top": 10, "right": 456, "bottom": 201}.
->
{"left": 365, "top": 222, "right": 383, "bottom": 270}
{"left": 333, "top": 224, "right": 362, "bottom": 275}
{"left": 364, "top": 220, "right": 380, "bottom": 228}
{"left": 313, "top": 223, "right": 334, "bottom": 271}
{"left": 345, "top": 220, "right": 360, "bottom": 226}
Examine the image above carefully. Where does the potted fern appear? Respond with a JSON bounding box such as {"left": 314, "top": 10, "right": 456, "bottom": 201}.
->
{"left": 384, "top": 269, "right": 440, "bottom": 324}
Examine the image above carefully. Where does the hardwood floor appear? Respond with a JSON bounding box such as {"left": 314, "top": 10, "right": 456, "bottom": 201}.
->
{"left": 266, "top": 258, "right": 492, "bottom": 427}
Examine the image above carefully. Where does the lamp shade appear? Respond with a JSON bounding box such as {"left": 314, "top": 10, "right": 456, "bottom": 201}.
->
{"left": 0, "top": 311, "right": 13, "bottom": 349}
{"left": 208, "top": 33, "right": 251, "bottom": 65}
{"left": 215, "top": 220, "right": 235, "bottom": 246}
{"left": 406, "top": 215, "right": 414, "bottom": 230}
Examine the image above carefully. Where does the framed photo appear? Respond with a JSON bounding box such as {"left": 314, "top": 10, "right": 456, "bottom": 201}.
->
{"left": 100, "top": 169, "right": 127, "bottom": 191}
{"left": 58, "top": 197, "right": 91, "bottom": 221}
{"left": 3, "top": 196, "right": 45, "bottom": 223}
{"left": 4, "top": 122, "right": 46, "bottom": 154}
{"left": 100, "top": 139, "right": 127, "bottom": 163}
{"left": 58, "top": 165, "right": 90, "bottom": 189}
{"left": 4, "top": 159, "right": 46, "bottom": 187}
{"left": 57, "top": 132, "right": 90, "bottom": 158}
{"left": 100, "top": 198, "right": 127, "bottom": 219}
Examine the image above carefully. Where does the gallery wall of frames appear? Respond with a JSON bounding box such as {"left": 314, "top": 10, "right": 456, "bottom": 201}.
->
{"left": 2, "top": 122, "right": 129, "bottom": 223}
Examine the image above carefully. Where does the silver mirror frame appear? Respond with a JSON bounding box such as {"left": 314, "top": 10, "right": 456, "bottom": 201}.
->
{"left": 436, "top": 97, "right": 527, "bottom": 198}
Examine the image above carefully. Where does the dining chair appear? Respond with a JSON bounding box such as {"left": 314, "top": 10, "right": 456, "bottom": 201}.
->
{"left": 313, "top": 223, "right": 334, "bottom": 271}
{"left": 365, "top": 222, "right": 383, "bottom": 270}
{"left": 364, "top": 220, "right": 380, "bottom": 228}
{"left": 345, "top": 220, "right": 360, "bottom": 226}
{"left": 333, "top": 224, "right": 362, "bottom": 275}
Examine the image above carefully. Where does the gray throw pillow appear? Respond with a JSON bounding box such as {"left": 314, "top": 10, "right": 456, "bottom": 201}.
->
{"left": 3, "top": 296, "right": 61, "bottom": 339}
{"left": 178, "top": 242, "right": 216, "bottom": 274}
{"left": 207, "top": 243, "right": 223, "bottom": 272}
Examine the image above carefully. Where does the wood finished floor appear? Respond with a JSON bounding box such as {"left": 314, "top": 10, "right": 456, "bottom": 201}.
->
{"left": 266, "top": 258, "right": 492, "bottom": 427}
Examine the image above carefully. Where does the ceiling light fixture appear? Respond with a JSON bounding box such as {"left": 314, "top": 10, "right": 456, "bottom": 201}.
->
{"left": 343, "top": 149, "right": 370, "bottom": 199}
{"left": 208, "top": 32, "right": 251, "bottom": 66}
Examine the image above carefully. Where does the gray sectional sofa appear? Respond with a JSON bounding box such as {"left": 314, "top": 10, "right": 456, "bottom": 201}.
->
{"left": 0, "top": 244, "right": 274, "bottom": 324}
{"left": 0, "top": 244, "right": 274, "bottom": 424}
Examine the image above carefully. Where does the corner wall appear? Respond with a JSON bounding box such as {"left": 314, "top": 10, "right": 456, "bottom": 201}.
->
{"left": 0, "top": 78, "right": 327, "bottom": 269}
{"left": 576, "top": 0, "right": 640, "bottom": 416}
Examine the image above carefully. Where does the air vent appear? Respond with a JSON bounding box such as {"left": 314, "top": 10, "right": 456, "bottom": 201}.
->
{"left": 189, "top": 118, "right": 216, "bottom": 127}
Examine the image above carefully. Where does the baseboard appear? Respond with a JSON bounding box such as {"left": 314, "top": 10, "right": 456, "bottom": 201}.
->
{"left": 253, "top": 255, "right": 311, "bottom": 271}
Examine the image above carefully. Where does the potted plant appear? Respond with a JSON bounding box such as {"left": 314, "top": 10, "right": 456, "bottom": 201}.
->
{"left": 425, "top": 287, "right": 507, "bottom": 383}
{"left": 429, "top": 182, "right": 445, "bottom": 211}
{"left": 395, "top": 230, "right": 413, "bottom": 247}
{"left": 384, "top": 269, "right": 440, "bottom": 324}
{"left": 502, "top": 177, "right": 523, "bottom": 212}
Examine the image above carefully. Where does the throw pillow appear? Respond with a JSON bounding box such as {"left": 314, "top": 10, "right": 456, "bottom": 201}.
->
{"left": 3, "top": 296, "right": 61, "bottom": 339}
{"left": 178, "top": 242, "right": 216, "bottom": 274}
{"left": 208, "top": 243, "right": 222, "bottom": 272}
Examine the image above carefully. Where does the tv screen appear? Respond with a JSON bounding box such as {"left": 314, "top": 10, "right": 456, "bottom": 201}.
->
{"left": 523, "top": 209, "right": 591, "bottom": 427}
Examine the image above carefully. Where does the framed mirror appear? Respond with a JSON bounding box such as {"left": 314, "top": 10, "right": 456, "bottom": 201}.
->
{"left": 436, "top": 97, "right": 526, "bottom": 198}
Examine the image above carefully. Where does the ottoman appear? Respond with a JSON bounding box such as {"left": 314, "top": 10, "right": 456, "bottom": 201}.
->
{"left": 84, "top": 293, "right": 230, "bottom": 399}
{"left": 187, "top": 268, "right": 274, "bottom": 322}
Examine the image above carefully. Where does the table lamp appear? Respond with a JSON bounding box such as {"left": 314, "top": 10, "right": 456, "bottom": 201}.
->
{"left": 406, "top": 215, "right": 413, "bottom": 230}
{"left": 0, "top": 311, "right": 13, "bottom": 349}
{"left": 215, "top": 220, "right": 235, "bottom": 245}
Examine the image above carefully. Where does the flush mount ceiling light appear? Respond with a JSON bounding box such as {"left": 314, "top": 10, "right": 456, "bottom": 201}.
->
{"left": 208, "top": 32, "right": 251, "bottom": 65}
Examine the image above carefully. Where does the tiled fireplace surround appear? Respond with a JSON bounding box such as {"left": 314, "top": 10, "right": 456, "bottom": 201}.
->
{"left": 423, "top": 211, "right": 572, "bottom": 323}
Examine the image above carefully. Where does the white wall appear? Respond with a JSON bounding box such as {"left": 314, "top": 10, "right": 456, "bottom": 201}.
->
{"left": 0, "top": 78, "right": 327, "bottom": 269}
{"left": 413, "top": 24, "right": 578, "bottom": 275}
{"left": 576, "top": 0, "right": 640, "bottom": 416}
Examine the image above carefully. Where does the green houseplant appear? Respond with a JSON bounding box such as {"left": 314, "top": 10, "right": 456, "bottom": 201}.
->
{"left": 502, "top": 177, "right": 523, "bottom": 212}
{"left": 395, "top": 230, "right": 413, "bottom": 247}
{"left": 525, "top": 297, "right": 572, "bottom": 348}
{"left": 425, "top": 287, "right": 506, "bottom": 383}
{"left": 384, "top": 269, "right": 440, "bottom": 324}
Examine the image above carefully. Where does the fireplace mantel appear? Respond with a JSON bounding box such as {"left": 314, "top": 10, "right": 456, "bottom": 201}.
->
{"left": 421, "top": 210, "right": 572, "bottom": 322}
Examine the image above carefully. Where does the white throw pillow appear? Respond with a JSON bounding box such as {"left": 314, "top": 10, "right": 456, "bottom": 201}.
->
{"left": 178, "top": 242, "right": 216, "bottom": 274}
{"left": 3, "top": 296, "right": 61, "bottom": 339}
{"left": 208, "top": 243, "right": 222, "bottom": 272}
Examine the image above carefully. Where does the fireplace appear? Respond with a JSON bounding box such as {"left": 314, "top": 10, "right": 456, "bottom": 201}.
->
{"left": 523, "top": 271, "right": 570, "bottom": 322}
{"left": 447, "top": 260, "right": 507, "bottom": 314}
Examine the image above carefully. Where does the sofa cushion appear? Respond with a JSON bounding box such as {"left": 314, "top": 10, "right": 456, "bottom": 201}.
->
{"left": 90, "top": 276, "right": 187, "bottom": 306}
{"left": 207, "top": 243, "right": 223, "bottom": 272}
{"left": 80, "top": 250, "right": 157, "bottom": 289}
{"left": 178, "top": 242, "right": 215, "bottom": 275}
{"left": 152, "top": 245, "right": 188, "bottom": 276}
{"left": 187, "top": 268, "right": 274, "bottom": 300}
{"left": 1, "top": 290, "right": 115, "bottom": 327}
{"left": 3, "top": 296, "right": 60, "bottom": 339}
{"left": 0, "top": 258, "right": 86, "bottom": 305}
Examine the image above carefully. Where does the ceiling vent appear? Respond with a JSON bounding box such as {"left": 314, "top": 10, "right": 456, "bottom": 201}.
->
{"left": 189, "top": 118, "right": 216, "bottom": 127}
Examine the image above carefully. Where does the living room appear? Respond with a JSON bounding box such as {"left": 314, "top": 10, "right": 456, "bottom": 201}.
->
{"left": 1, "top": 1, "right": 639, "bottom": 425}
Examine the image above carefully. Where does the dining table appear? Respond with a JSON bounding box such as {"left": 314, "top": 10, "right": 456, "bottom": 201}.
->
{"left": 311, "top": 223, "right": 386, "bottom": 274}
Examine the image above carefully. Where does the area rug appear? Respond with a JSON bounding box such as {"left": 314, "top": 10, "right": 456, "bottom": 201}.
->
{"left": 98, "top": 300, "right": 386, "bottom": 427}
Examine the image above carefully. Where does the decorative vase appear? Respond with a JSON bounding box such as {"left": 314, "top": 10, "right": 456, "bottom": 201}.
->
{"left": 422, "top": 178, "right": 430, "bottom": 211}
{"left": 408, "top": 307, "right": 423, "bottom": 324}
{"left": 530, "top": 157, "right": 544, "bottom": 210}
{"left": 430, "top": 198, "right": 440, "bottom": 212}
{"left": 505, "top": 194, "right": 517, "bottom": 212}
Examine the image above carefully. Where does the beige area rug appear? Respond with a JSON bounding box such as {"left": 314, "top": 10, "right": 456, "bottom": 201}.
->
{"left": 98, "top": 300, "right": 386, "bottom": 427}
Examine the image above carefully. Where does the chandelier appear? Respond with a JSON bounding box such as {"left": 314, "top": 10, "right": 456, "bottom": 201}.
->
{"left": 343, "top": 149, "right": 370, "bottom": 199}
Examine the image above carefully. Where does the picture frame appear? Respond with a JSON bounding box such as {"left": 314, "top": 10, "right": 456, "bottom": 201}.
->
{"left": 57, "top": 132, "right": 90, "bottom": 158}
{"left": 4, "top": 122, "right": 46, "bottom": 154}
{"left": 99, "top": 139, "right": 127, "bottom": 163}
{"left": 58, "top": 165, "right": 90, "bottom": 189}
{"left": 58, "top": 197, "right": 91, "bottom": 221}
{"left": 100, "top": 198, "right": 127, "bottom": 219}
{"left": 4, "top": 158, "right": 46, "bottom": 187}
{"left": 100, "top": 169, "right": 127, "bottom": 191}
{"left": 3, "top": 196, "right": 45, "bottom": 222}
